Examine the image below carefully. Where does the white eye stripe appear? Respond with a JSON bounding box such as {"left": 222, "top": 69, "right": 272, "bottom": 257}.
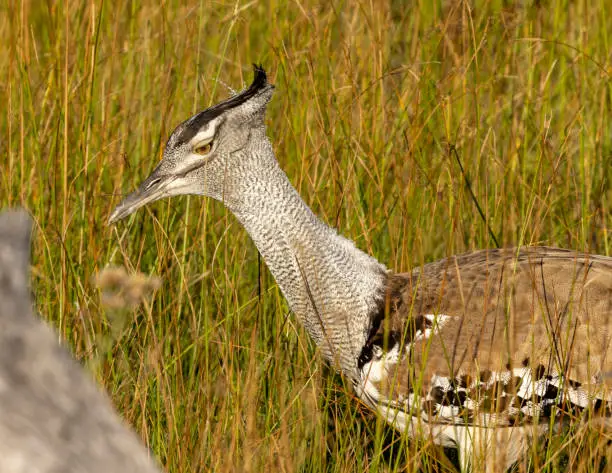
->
{"left": 189, "top": 119, "right": 220, "bottom": 146}
{"left": 193, "top": 139, "right": 213, "bottom": 151}
{"left": 192, "top": 134, "right": 214, "bottom": 148}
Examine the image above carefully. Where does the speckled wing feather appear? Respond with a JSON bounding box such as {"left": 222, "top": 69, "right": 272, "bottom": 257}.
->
{"left": 357, "top": 247, "right": 612, "bottom": 429}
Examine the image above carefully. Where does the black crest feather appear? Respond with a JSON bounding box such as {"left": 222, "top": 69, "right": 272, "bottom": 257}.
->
{"left": 174, "top": 65, "right": 271, "bottom": 145}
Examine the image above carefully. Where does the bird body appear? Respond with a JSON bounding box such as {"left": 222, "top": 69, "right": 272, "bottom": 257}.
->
{"left": 109, "top": 66, "right": 612, "bottom": 471}
{"left": 359, "top": 247, "right": 612, "bottom": 470}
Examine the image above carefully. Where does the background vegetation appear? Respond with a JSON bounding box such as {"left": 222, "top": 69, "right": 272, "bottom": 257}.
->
{"left": 2, "top": 0, "right": 611, "bottom": 471}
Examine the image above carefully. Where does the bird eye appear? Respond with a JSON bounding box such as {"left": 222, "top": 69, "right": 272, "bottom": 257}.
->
{"left": 194, "top": 142, "right": 212, "bottom": 156}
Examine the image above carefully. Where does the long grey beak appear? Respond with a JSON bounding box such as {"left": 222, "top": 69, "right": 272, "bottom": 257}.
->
{"left": 108, "top": 171, "right": 172, "bottom": 225}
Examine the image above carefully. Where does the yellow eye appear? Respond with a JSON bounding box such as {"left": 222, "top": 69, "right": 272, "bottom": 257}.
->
{"left": 194, "top": 142, "right": 212, "bottom": 155}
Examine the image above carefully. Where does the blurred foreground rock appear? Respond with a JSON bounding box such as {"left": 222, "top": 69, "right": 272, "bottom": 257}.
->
{"left": 0, "top": 209, "right": 162, "bottom": 473}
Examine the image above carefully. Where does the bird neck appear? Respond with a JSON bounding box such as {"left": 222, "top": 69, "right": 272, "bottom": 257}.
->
{"left": 226, "top": 143, "right": 387, "bottom": 379}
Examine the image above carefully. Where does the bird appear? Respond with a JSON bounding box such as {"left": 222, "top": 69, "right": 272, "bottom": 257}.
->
{"left": 109, "top": 65, "right": 612, "bottom": 472}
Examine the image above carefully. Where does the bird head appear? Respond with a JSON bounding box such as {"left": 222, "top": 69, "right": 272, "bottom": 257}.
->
{"left": 108, "top": 65, "right": 274, "bottom": 224}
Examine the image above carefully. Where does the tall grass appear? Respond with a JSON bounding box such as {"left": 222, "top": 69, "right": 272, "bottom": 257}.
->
{"left": 2, "top": 0, "right": 611, "bottom": 471}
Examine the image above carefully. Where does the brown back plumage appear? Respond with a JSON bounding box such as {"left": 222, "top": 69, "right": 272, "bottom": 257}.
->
{"left": 360, "top": 247, "right": 612, "bottom": 426}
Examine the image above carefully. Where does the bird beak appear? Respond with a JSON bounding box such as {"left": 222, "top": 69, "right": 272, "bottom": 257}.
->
{"left": 108, "top": 168, "right": 172, "bottom": 225}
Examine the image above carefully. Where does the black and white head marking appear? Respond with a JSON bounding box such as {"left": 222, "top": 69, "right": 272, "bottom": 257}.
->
{"left": 168, "top": 64, "right": 270, "bottom": 148}
{"left": 108, "top": 65, "right": 274, "bottom": 224}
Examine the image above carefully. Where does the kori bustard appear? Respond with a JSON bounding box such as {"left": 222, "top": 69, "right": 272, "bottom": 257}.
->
{"left": 109, "top": 66, "right": 612, "bottom": 471}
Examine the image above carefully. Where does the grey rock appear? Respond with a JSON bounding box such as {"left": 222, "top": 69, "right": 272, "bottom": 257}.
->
{"left": 0, "top": 209, "right": 161, "bottom": 473}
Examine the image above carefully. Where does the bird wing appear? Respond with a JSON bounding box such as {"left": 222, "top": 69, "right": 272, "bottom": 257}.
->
{"left": 357, "top": 247, "right": 612, "bottom": 427}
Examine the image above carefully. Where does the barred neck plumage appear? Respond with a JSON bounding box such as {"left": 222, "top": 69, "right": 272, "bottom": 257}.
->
{"left": 107, "top": 67, "right": 387, "bottom": 378}
{"left": 226, "top": 136, "right": 387, "bottom": 378}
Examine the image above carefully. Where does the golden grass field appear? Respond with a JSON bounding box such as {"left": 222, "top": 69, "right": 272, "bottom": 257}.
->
{"left": 2, "top": 0, "right": 612, "bottom": 471}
